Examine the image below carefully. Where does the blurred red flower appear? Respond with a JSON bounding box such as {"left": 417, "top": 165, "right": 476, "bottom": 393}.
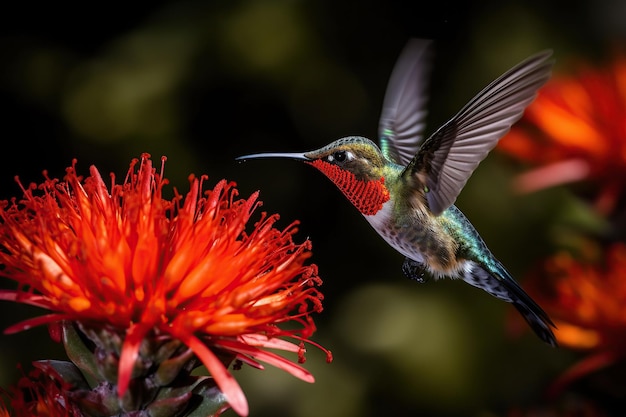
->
{"left": 0, "top": 154, "right": 330, "bottom": 416}
{"left": 1, "top": 363, "right": 80, "bottom": 417}
{"left": 519, "top": 242, "right": 626, "bottom": 396}
{"left": 498, "top": 54, "right": 626, "bottom": 214}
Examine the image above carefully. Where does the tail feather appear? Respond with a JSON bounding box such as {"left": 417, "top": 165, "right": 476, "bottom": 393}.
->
{"left": 463, "top": 261, "right": 557, "bottom": 347}
{"left": 513, "top": 300, "right": 558, "bottom": 347}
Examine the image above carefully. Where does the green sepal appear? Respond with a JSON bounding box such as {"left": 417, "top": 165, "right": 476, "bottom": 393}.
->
{"left": 154, "top": 348, "right": 195, "bottom": 386}
{"left": 61, "top": 322, "right": 101, "bottom": 381}
{"left": 155, "top": 339, "right": 185, "bottom": 363}
{"left": 185, "top": 377, "right": 229, "bottom": 417}
{"left": 146, "top": 391, "right": 193, "bottom": 417}
{"left": 148, "top": 376, "right": 229, "bottom": 417}
{"left": 33, "top": 359, "right": 90, "bottom": 390}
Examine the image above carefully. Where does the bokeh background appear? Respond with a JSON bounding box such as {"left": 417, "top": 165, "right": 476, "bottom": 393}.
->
{"left": 0, "top": 1, "right": 623, "bottom": 416}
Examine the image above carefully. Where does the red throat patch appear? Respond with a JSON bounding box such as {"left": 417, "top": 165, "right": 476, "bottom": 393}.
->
{"left": 308, "top": 160, "right": 390, "bottom": 215}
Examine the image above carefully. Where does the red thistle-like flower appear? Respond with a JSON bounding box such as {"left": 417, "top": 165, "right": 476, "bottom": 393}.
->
{"left": 518, "top": 242, "right": 626, "bottom": 396}
{"left": 498, "top": 54, "right": 626, "bottom": 214}
{"left": 1, "top": 363, "right": 80, "bottom": 417}
{"left": 0, "top": 154, "right": 330, "bottom": 416}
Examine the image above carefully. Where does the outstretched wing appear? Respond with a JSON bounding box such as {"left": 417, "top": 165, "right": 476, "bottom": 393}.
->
{"left": 379, "top": 38, "right": 433, "bottom": 166}
{"left": 403, "top": 50, "right": 554, "bottom": 215}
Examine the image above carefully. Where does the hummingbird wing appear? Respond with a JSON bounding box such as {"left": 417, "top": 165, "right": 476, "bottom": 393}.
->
{"left": 379, "top": 38, "right": 433, "bottom": 166}
{"left": 403, "top": 50, "right": 554, "bottom": 216}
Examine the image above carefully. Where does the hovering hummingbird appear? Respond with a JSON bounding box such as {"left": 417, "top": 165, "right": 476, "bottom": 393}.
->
{"left": 237, "top": 39, "right": 557, "bottom": 346}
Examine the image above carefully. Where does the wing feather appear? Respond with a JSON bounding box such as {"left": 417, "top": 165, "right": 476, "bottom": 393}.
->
{"left": 404, "top": 50, "right": 554, "bottom": 215}
{"left": 379, "top": 39, "right": 434, "bottom": 165}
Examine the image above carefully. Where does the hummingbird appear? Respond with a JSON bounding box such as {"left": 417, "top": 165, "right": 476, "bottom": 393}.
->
{"left": 237, "top": 39, "right": 557, "bottom": 347}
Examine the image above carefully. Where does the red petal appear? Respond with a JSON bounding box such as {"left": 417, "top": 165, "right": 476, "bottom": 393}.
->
{"left": 512, "top": 158, "right": 590, "bottom": 193}
{"left": 239, "top": 334, "right": 300, "bottom": 352}
{"left": 186, "top": 334, "right": 248, "bottom": 417}
{"left": 214, "top": 339, "right": 314, "bottom": 383}
{"left": 0, "top": 291, "right": 55, "bottom": 309}
{"left": 234, "top": 354, "right": 265, "bottom": 370}
{"left": 547, "top": 350, "right": 620, "bottom": 399}
{"left": 4, "top": 313, "right": 72, "bottom": 334}
{"left": 117, "top": 323, "right": 148, "bottom": 397}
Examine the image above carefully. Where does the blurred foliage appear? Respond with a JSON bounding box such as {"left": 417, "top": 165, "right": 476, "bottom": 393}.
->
{"left": 0, "top": 0, "right": 624, "bottom": 416}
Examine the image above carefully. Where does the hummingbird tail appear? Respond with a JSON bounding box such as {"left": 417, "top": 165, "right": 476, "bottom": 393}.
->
{"left": 463, "top": 261, "right": 557, "bottom": 347}
{"left": 512, "top": 299, "right": 558, "bottom": 347}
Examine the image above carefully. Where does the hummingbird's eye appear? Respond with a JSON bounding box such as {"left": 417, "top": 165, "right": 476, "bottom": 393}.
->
{"left": 333, "top": 151, "right": 347, "bottom": 162}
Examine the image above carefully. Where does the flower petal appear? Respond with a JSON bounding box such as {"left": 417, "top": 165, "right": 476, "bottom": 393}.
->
{"left": 117, "top": 323, "right": 149, "bottom": 397}
{"left": 186, "top": 334, "right": 248, "bottom": 417}
{"left": 4, "top": 314, "right": 73, "bottom": 334}
{"left": 214, "top": 339, "right": 315, "bottom": 383}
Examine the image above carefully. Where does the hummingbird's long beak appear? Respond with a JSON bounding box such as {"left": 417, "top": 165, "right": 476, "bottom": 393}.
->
{"left": 236, "top": 152, "right": 311, "bottom": 162}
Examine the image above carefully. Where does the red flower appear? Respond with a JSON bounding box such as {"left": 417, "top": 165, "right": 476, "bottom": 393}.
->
{"left": 519, "top": 242, "right": 626, "bottom": 396}
{"left": 1, "top": 363, "right": 79, "bottom": 417}
{"left": 498, "top": 54, "right": 626, "bottom": 214}
{"left": 0, "top": 154, "right": 330, "bottom": 416}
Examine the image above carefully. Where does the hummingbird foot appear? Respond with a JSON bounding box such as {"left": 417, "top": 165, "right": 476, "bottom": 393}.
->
{"left": 402, "top": 257, "right": 429, "bottom": 283}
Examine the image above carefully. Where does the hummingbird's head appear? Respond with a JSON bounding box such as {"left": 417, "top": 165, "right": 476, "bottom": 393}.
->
{"left": 302, "top": 136, "right": 386, "bottom": 182}
{"left": 236, "top": 136, "right": 390, "bottom": 216}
